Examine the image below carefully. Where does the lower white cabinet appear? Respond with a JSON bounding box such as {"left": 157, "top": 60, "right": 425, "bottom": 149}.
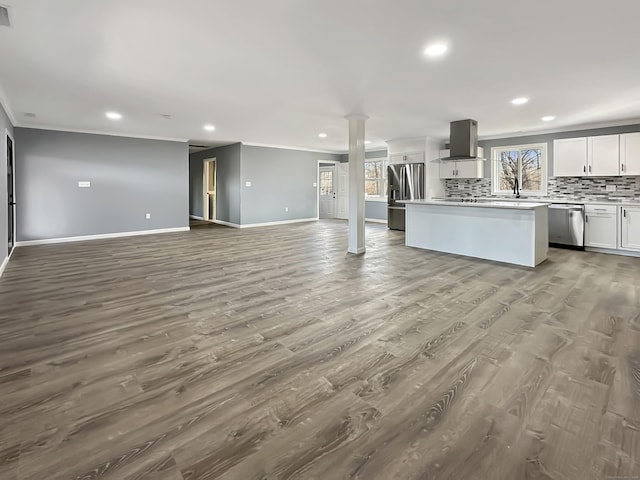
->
{"left": 621, "top": 206, "right": 640, "bottom": 251}
{"left": 584, "top": 205, "right": 617, "bottom": 249}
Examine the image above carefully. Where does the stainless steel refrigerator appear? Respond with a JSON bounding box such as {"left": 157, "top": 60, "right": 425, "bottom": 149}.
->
{"left": 388, "top": 163, "right": 425, "bottom": 231}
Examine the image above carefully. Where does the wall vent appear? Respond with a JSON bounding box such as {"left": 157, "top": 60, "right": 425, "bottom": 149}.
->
{"left": 0, "top": 6, "right": 10, "bottom": 27}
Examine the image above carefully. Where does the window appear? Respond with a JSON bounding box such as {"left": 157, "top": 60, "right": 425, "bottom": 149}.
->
{"left": 491, "top": 143, "right": 547, "bottom": 196}
{"left": 365, "top": 158, "right": 388, "bottom": 199}
{"left": 319, "top": 170, "right": 333, "bottom": 196}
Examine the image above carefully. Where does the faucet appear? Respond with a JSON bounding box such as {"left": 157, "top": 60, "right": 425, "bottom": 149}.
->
{"left": 513, "top": 178, "right": 520, "bottom": 198}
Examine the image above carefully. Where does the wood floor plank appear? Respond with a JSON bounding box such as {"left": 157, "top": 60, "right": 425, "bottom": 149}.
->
{"left": 1, "top": 220, "right": 639, "bottom": 479}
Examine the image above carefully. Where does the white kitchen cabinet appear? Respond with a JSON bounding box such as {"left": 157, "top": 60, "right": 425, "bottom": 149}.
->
{"left": 438, "top": 160, "right": 484, "bottom": 179}
{"left": 584, "top": 205, "right": 617, "bottom": 248}
{"left": 553, "top": 137, "right": 587, "bottom": 176}
{"left": 588, "top": 135, "right": 619, "bottom": 176}
{"left": 389, "top": 151, "right": 424, "bottom": 165}
{"left": 620, "top": 132, "right": 640, "bottom": 175}
{"left": 621, "top": 206, "right": 640, "bottom": 251}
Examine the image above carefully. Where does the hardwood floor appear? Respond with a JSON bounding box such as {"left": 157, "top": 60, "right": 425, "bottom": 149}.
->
{"left": 1, "top": 219, "right": 639, "bottom": 480}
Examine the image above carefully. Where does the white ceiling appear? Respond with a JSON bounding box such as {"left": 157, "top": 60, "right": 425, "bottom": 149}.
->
{"left": 1, "top": 0, "right": 639, "bottom": 152}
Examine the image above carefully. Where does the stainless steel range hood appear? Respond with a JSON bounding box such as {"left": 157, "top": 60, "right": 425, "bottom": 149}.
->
{"left": 440, "top": 119, "right": 483, "bottom": 160}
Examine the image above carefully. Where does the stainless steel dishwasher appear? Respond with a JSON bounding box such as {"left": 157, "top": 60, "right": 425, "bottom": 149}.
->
{"left": 548, "top": 204, "right": 585, "bottom": 248}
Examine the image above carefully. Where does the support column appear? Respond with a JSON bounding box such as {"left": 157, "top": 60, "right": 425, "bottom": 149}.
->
{"left": 345, "top": 114, "right": 368, "bottom": 254}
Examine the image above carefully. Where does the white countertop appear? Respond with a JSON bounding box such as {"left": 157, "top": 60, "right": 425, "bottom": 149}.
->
{"left": 475, "top": 197, "right": 640, "bottom": 207}
{"left": 402, "top": 199, "right": 549, "bottom": 210}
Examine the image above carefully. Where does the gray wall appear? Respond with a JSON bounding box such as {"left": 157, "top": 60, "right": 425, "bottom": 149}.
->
{"left": 189, "top": 143, "right": 241, "bottom": 224}
{"left": 14, "top": 128, "right": 188, "bottom": 241}
{"left": 479, "top": 123, "right": 640, "bottom": 178}
{"left": 240, "top": 145, "right": 341, "bottom": 225}
{"left": 1, "top": 103, "right": 14, "bottom": 260}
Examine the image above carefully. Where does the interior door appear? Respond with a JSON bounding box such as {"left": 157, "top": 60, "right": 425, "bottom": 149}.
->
{"left": 336, "top": 163, "right": 349, "bottom": 219}
{"left": 7, "top": 133, "right": 15, "bottom": 256}
{"left": 319, "top": 166, "right": 336, "bottom": 218}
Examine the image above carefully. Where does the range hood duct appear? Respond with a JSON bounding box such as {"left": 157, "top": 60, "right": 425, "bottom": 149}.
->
{"left": 441, "top": 119, "right": 482, "bottom": 160}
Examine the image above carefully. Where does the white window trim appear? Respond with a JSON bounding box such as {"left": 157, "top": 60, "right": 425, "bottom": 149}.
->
{"left": 491, "top": 143, "right": 548, "bottom": 197}
{"left": 365, "top": 157, "right": 388, "bottom": 201}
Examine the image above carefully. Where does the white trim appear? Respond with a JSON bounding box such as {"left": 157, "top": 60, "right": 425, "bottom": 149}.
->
{"left": 365, "top": 196, "right": 388, "bottom": 203}
{"left": 14, "top": 124, "right": 189, "bottom": 143}
{"left": 5, "top": 128, "right": 16, "bottom": 256}
{"left": 202, "top": 157, "right": 217, "bottom": 222}
{"left": 479, "top": 118, "right": 640, "bottom": 141}
{"left": 189, "top": 214, "right": 204, "bottom": 220}
{"left": 0, "top": 247, "right": 15, "bottom": 278}
{"left": 15, "top": 227, "right": 190, "bottom": 246}
{"left": 491, "top": 143, "right": 548, "bottom": 197}
{"left": 213, "top": 219, "right": 241, "bottom": 228}
{"left": 0, "top": 82, "right": 17, "bottom": 125}
{"left": 365, "top": 218, "right": 387, "bottom": 224}
{"left": 347, "top": 247, "right": 366, "bottom": 254}
{"left": 317, "top": 159, "right": 340, "bottom": 219}
{"left": 243, "top": 142, "right": 343, "bottom": 155}
{"left": 239, "top": 217, "right": 318, "bottom": 229}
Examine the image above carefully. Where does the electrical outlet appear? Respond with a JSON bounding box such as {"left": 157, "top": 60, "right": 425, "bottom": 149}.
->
{"left": 245, "top": 181, "right": 252, "bottom": 187}
{"left": 313, "top": 182, "right": 317, "bottom": 187}
{"left": 285, "top": 207, "right": 289, "bottom": 212}
{"left": 606, "top": 185, "right": 616, "bottom": 192}
{"left": 145, "top": 213, "right": 151, "bottom": 219}
{"left": 78, "top": 181, "right": 91, "bottom": 188}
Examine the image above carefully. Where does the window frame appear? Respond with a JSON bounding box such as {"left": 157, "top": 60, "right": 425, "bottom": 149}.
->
{"left": 364, "top": 157, "right": 388, "bottom": 202}
{"left": 491, "top": 143, "right": 548, "bottom": 197}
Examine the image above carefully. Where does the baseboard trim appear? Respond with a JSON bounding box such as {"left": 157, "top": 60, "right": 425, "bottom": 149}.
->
{"left": 0, "top": 247, "right": 14, "bottom": 278}
{"left": 15, "top": 227, "right": 190, "bottom": 247}
{"left": 585, "top": 246, "right": 640, "bottom": 257}
{"left": 214, "top": 218, "right": 318, "bottom": 229}
{"left": 348, "top": 247, "right": 366, "bottom": 255}
{"left": 189, "top": 214, "right": 204, "bottom": 220}
{"left": 365, "top": 218, "right": 387, "bottom": 224}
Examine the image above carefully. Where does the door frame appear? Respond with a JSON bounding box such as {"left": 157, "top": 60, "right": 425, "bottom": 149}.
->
{"left": 6, "top": 129, "right": 16, "bottom": 258}
{"left": 202, "top": 158, "right": 216, "bottom": 222}
{"left": 317, "top": 160, "right": 340, "bottom": 219}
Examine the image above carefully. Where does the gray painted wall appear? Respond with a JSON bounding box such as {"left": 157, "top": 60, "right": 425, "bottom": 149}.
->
{"left": 478, "top": 123, "right": 640, "bottom": 178}
{"left": 14, "top": 128, "right": 188, "bottom": 241}
{"left": 240, "top": 145, "right": 341, "bottom": 225}
{"left": 1, "top": 103, "right": 14, "bottom": 261}
{"left": 189, "top": 143, "right": 241, "bottom": 224}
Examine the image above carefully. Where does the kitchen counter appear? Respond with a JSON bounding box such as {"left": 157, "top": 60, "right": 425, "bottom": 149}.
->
{"left": 474, "top": 197, "right": 640, "bottom": 207}
{"left": 405, "top": 201, "right": 548, "bottom": 267}
{"left": 402, "top": 199, "right": 550, "bottom": 209}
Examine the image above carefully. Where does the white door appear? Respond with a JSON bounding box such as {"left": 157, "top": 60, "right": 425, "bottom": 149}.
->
{"left": 319, "top": 166, "right": 336, "bottom": 218}
{"left": 438, "top": 161, "right": 456, "bottom": 179}
{"left": 588, "top": 135, "right": 619, "bottom": 176}
{"left": 553, "top": 137, "right": 587, "bottom": 176}
{"left": 584, "top": 213, "right": 617, "bottom": 248}
{"left": 455, "top": 160, "right": 483, "bottom": 179}
{"left": 621, "top": 132, "right": 640, "bottom": 175}
{"left": 621, "top": 207, "right": 640, "bottom": 251}
{"left": 336, "top": 163, "right": 349, "bottom": 219}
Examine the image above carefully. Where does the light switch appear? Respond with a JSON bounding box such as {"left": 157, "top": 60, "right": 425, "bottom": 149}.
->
{"left": 145, "top": 213, "right": 151, "bottom": 219}
{"left": 78, "top": 181, "right": 91, "bottom": 188}
{"left": 313, "top": 182, "right": 317, "bottom": 187}
{"left": 245, "top": 181, "right": 252, "bottom": 187}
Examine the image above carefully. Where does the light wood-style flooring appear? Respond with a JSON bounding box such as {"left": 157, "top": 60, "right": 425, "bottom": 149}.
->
{"left": 1, "top": 220, "right": 639, "bottom": 479}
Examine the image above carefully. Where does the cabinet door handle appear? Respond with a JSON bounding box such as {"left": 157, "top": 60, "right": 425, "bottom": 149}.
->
{"left": 583, "top": 165, "right": 586, "bottom": 173}
{"left": 588, "top": 165, "right": 592, "bottom": 173}
{"left": 585, "top": 215, "right": 588, "bottom": 223}
{"left": 622, "top": 163, "right": 625, "bottom": 172}
{"left": 623, "top": 209, "right": 626, "bottom": 218}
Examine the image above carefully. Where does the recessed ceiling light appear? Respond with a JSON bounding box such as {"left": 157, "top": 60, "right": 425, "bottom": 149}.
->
{"left": 160, "top": 114, "right": 173, "bottom": 120}
{"left": 318, "top": 133, "right": 328, "bottom": 138}
{"left": 204, "top": 125, "right": 216, "bottom": 132}
{"left": 511, "top": 97, "right": 529, "bottom": 105}
{"left": 105, "top": 111, "right": 122, "bottom": 120}
{"left": 364, "top": 140, "right": 372, "bottom": 145}
{"left": 423, "top": 43, "right": 448, "bottom": 58}
{"left": 541, "top": 116, "right": 555, "bottom": 122}
{"left": 23, "top": 112, "right": 36, "bottom": 118}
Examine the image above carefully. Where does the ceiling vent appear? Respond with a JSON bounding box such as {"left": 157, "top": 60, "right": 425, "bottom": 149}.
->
{"left": 0, "top": 6, "right": 10, "bottom": 27}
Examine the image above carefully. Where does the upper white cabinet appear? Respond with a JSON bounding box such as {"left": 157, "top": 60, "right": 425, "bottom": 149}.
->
{"left": 389, "top": 151, "right": 424, "bottom": 165}
{"left": 588, "top": 135, "right": 619, "bottom": 176}
{"left": 554, "top": 134, "right": 623, "bottom": 177}
{"left": 553, "top": 137, "right": 587, "bottom": 176}
{"left": 621, "top": 206, "right": 640, "bottom": 251}
{"left": 620, "top": 132, "right": 640, "bottom": 175}
{"left": 439, "top": 159, "right": 484, "bottom": 179}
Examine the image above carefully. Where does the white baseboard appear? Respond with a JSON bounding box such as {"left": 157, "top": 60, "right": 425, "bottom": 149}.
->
{"left": 348, "top": 247, "right": 366, "bottom": 254}
{"left": 215, "top": 218, "right": 318, "bottom": 229}
{"left": 585, "top": 246, "right": 640, "bottom": 258}
{"left": 365, "top": 218, "right": 387, "bottom": 224}
{"left": 15, "top": 227, "right": 190, "bottom": 247}
{"left": 189, "top": 214, "right": 204, "bottom": 220}
{"left": 0, "top": 248, "right": 14, "bottom": 278}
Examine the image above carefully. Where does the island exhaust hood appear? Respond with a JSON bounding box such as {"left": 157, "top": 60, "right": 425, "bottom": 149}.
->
{"left": 440, "top": 119, "right": 484, "bottom": 160}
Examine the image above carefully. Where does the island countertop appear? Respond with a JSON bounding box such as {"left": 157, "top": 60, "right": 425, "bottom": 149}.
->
{"left": 400, "top": 199, "right": 550, "bottom": 210}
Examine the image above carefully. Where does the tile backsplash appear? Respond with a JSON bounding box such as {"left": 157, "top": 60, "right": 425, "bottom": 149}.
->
{"left": 444, "top": 176, "right": 640, "bottom": 201}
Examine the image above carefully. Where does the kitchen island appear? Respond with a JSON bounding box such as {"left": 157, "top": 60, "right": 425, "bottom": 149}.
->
{"left": 403, "top": 200, "right": 550, "bottom": 267}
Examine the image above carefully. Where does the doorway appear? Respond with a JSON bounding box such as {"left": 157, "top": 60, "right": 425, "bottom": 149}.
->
{"left": 319, "top": 165, "right": 336, "bottom": 219}
{"left": 202, "top": 158, "right": 216, "bottom": 222}
{"left": 6, "top": 131, "right": 15, "bottom": 256}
